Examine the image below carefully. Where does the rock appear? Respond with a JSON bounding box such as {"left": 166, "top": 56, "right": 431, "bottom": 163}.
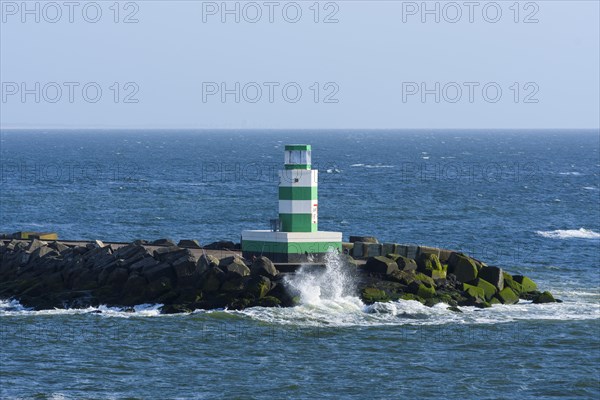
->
{"left": 387, "top": 254, "right": 418, "bottom": 272}
{"left": 177, "top": 239, "right": 202, "bottom": 249}
{"left": 257, "top": 296, "right": 281, "bottom": 307}
{"left": 86, "top": 240, "right": 106, "bottom": 249}
{"left": 503, "top": 272, "right": 523, "bottom": 294}
{"left": 342, "top": 254, "right": 359, "bottom": 269}
{"left": 533, "top": 291, "right": 556, "bottom": 304}
{"left": 129, "top": 257, "right": 159, "bottom": 274}
{"left": 153, "top": 246, "right": 188, "bottom": 262}
{"left": 200, "top": 267, "right": 225, "bottom": 293}
{"left": 361, "top": 287, "right": 389, "bottom": 303}
{"left": 223, "top": 260, "right": 251, "bottom": 279}
{"left": 30, "top": 246, "right": 59, "bottom": 260}
{"left": 197, "top": 254, "right": 219, "bottom": 273}
{"left": 244, "top": 275, "right": 271, "bottom": 299}
{"left": 463, "top": 283, "right": 486, "bottom": 302}
{"left": 250, "top": 256, "right": 279, "bottom": 279}
{"left": 152, "top": 238, "right": 176, "bottom": 246}
{"left": 122, "top": 274, "right": 147, "bottom": 304}
{"left": 478, "top": 267, "right": 504, "bottom": 291}
{"left": 349, "top": 236, "right": 378, "bottom": 243}
{"left": 473, "top": 278, "right": 497, "bottom": 301}
{"left": 364, "top": 256, "right": 399, "bottom": 275}
{"left": 513, "top": 275, "right": 538, "bottom": 293}
{"left": 145, "top": 276, "right": 173, "bottom": 299}
{"left": 142, "top": 263, "right": 175, "bottom": 283}
{"left": 497, "top": 287, "right": 519, "bottom": 304}
{"left": 449, "top": 253, "right": 478, "bottom": 283}
{"left": 417, "top": 253, "right": 443, "bottom": 274}
{"left": 26, "top": 239, "right": 47, "bottom": 253}
{"left": 48, "top": 241, "right": 70, "bottom": 253}
{"left": 106, "top": 267, "right": 129, "bottom": 289}
{"left": 408, "top": 282, "right": 436, "bottom": 299}
{"left": 172, "top": 254, "right": 198, "bottom": 281}
{"left": 203, "top": 241, "right": 236, "bottom": 250}
{"left": 218, "top": 256, "right": 246, "bottom": 268}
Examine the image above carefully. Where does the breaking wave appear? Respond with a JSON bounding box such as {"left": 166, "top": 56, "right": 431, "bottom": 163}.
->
{"left": 536, "top": 228, "right": 600, "bottom": 240}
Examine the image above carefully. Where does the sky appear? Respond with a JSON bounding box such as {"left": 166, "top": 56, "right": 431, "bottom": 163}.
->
{"left": 0, "top": 0, "right": 599, "bottom": 129}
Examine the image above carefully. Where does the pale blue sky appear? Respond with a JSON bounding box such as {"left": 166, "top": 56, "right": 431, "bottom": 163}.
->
{"left": 1, "top": 0, "right": 599, "bottom": 129}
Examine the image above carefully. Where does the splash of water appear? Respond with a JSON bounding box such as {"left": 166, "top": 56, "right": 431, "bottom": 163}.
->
{"left": 284, "top": 249, "right": 358, "bottom": 305}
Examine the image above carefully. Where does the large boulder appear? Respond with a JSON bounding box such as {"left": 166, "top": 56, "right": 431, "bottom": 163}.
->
{"left": 203, "top": 241, "right": 236, "bottom": 250}
{"left": 25, "top": 239, "right": 47, "bottom": 253}
{"left": 533, "top": 291, "right": 556, "bottom": 304}
{"left": 177, "top": 239, "right": 202, "bottom": 249}
{"left": 386, "top": 254, "right": 417, "bottom": 272}
{"left": 503, "top": 272, "right": 523, "bottom": 295}
{"left": 449, "top": 253, "right": 478, "bottom": 283}
{"left": 513, "top": 275, "right": 538, "bottom": 293}
{"left": 244, "top": 275, "right": 272, "bottom": 299}
{"left": 223, "top": 260, "right": 251, "bottom": 279}
{"left": 152, "top": 238, "right": 177, "bottom": 246}
{"left": 472, "top": 278, "right": 497, "bottom": 301}
{"left": 364, "top": 256, "right": 399, "bottom": 275}
{"left": 142, "top": 263, "right": 175, "bottom": 283}
{"left": 197, "top": 254, "right": 219, "bottom": 274}
{"left": 497, "top": 287, "right": 519, "bottom": 304}
{"left": 250, "top": 256, "right": 279, "bottom": 279}
{"left": 361, "top": 287, "right": 389, "bottom": 303}
{"left": 153, "top": 246, "right": 189, "bottom": 263}
{"left": 478, "top": 267, "right": 504, "bottom": 291}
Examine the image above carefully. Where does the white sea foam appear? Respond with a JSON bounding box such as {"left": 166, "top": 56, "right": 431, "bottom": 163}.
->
{"left": 558, "top": 171, "right": 583, "bottom": 176}
{"left": 536, "top": 228, "right": 600, "bottom": 240}
{"left": 0, "top": 299, "right": 163, "bottom": 318}
{"left": 350, "top": 163, "right": 394, "bottom": 168}
{"left": 583, "top": 186, "right": 598, "bottom": 191}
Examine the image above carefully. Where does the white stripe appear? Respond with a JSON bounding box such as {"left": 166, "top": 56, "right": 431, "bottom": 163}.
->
{"left": 279, "top": 200, "right": 317, "bottom": 214}
{"left": 278, "top": 170, "right": 318, "bottom": 187}
{"left": 242, "top": 230, "right": 342, "bottom": 243}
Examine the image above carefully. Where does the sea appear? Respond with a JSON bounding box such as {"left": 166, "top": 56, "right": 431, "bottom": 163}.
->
{"left": 0, "top": 130, "right": 599, "bottom": 399}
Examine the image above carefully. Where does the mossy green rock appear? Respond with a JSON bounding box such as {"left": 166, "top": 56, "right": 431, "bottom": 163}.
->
{"left": 463, "top": 283, "right": 485, "bottom": 301}
{"left": 503, "top": 272, "right": 523, "bottom": 294}
{"left": 258, "top": 296, "right": 282, "bottom": 307}
{"left": 450, "top": 254, "right": 478, "bottom": 283}
{"left": 475, "top": 278, "right": 498, "bottom": 301}
{"left": 414, "top": 273, "right": 436, "bottom": 287}
{"left": 489, "top": 297, "right": 502, "bottom": 305}
{"left": 388, "top": 255, "right": 418, "bottom": 271}
{"left": 513, "top": 275, "right": 538, "bottom": 293}
{"left": 533, "top": 291, "right": 556, "bottom": 304}
{"left": 361, "top": 287, "right": 390, "bottom": 303}
{"left": 497, "top": 287, "right": 519, "bottom": 305}
{"left": 416, "top": 284, "right": 436, "bottom": 299}
{"left": 417, "top": 253, "right": 443, "bottom": 272}
{"left": 478, "top": 266, "right": 504, "bottom": 291}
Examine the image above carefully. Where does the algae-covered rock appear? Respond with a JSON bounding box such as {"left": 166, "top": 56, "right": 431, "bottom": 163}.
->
{"left": 258, "top": 296, "right": 281, "bottom": 307}
{"left": 497, "top": 287, "right": 519, "bottom": 305}
{"left": 408, "top": 282, "right": 435, "bottom": 299}
{"left": 475, "top": 278, "right": 498, "bottom": 301}
{"left": 417, "top": 253, "right": 442, "bottom": 272}
{"left": 503, "top": 272, "right": 523, "bottom": 294}
{"left": 388, "top": 255, "right": 417, "bottom": 272}
{"left": 361, "top": 287, "right": 389, "bottom": 303}
{"left": 245, "top": 275, "right": 271, "bottom": 299}
{"left": 533, "top": 291, "right": 556, "bottom": 304}
{"left": 513, "top": 275, "right": 538, "bottom": 293}
{"left": 478, "top": 266, "right": 504, "bottom": 291}
{"left": 364, "top": 256, "right": 399, "bottom": 275}
{"left": 449, "top": 253, "right": 478, "bottom": 283}
{"left": 462, "top": 283, "right": 485, "bottom": 301}
{"left": 414, "top": 272, "right": 436, "bottom": 288}
{"left": 250, "top": 256, "right": 279, "bottom": 279}
{"left": 223, "top": 261, "right": 250, "bottom": 279}
{"left": 197, "top": 254, "right": 219, "bottom": 274}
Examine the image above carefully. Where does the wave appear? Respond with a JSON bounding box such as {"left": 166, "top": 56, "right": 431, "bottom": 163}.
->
{"left": 0, "top": 299, "right": 163, "bottom": 318}
{"left": 536, "top": 228, "right": 600, "bottom": 240}
{"left": 558, "top": 172, "right": 583, "bottom": 176}
{"left": 350, "top": 164, "right": 394, "bottom": 168}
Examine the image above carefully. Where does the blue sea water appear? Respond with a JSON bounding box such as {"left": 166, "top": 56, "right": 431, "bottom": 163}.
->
{"left": 0, "top": 130, "right": 599, "bottom": 399}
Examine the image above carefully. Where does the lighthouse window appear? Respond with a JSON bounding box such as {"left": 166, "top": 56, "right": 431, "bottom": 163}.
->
{"left": 285, "top": 149, "right": 311, "bottom": 165}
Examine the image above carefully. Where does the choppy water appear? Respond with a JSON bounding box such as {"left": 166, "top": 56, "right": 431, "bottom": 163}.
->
{"left": 1, "top": 130, "right": 599, "bottom": 399}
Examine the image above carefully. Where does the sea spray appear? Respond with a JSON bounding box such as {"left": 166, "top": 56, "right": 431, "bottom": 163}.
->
{"left": 284, "top": 249, "right": 358, "bottom": 305}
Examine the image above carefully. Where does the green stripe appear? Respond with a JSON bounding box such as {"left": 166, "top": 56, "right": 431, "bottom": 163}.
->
{"left": 279, "top": 186, "right": 318, "bottom": 200}
{"left": 285, "top": 145, "right": 311, "bottom": 151}
{"left": 279, "top": 213, "right": 317, "bottom": 232}
{"left": 242, "top": 240, "right": 341, "bottom": 254}
{"left": 284, "top": 164, "right": 311, "bottom": 170}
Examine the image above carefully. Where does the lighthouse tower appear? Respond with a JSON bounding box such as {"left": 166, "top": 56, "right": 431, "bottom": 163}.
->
{"left": 241, "top": 144, "right": 342, "bottom": 263}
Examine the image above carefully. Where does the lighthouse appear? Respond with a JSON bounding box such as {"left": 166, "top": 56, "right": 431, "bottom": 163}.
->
{"left": 241, "top": 144, "right": 342, "bottom": 263}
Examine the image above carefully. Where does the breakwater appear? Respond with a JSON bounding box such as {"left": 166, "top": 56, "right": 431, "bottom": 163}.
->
{"left": 0, "top": 236, "right": 558, "bottom": 313}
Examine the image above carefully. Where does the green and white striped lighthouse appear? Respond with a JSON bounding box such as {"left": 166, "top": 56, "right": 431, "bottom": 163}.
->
{"left": 241, "top": 144, "right": 342, "bottom": 263}
{"left": 279, "top": 144, "right": 318, "bottom": 233}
